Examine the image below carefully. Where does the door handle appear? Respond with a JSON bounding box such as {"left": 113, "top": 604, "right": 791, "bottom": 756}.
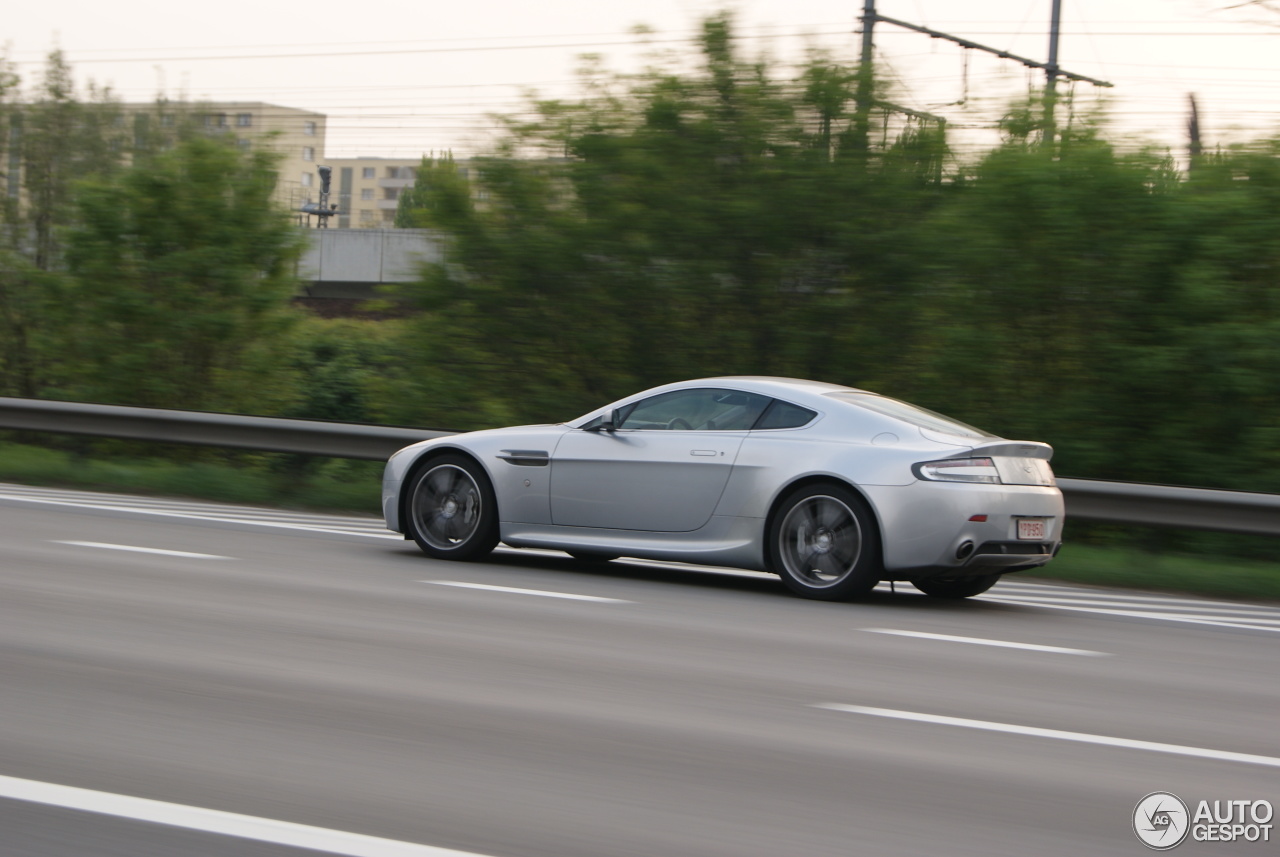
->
{"left": 690, "top": 450, "right": 718, "bottom": 457}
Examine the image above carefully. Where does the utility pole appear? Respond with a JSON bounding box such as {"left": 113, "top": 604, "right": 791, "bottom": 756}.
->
{"left": 858, "top": 1, "right": 1111, "bottom": 147}
{"left": 853, "top": 0, "right": 878, "bottom": 152}
{"left": 854, "top": 0, "right": 947, "bottom": 152}
{"left": 1187, "top": 93, "right": 1202, "bottom": 171}
{"left": 1045, "top": 0, "right": 1063, "bottom": 144}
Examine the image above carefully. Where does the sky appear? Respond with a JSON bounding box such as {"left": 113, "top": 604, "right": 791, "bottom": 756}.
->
{"left": 6, "top": 0, "right": 1280, "bottom": 160}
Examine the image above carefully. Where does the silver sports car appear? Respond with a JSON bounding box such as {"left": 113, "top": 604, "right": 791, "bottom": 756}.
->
{"left": 382, "top": 377, "right": 1063, "bottom": 600}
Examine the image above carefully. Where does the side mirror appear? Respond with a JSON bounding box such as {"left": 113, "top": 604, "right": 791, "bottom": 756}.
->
{"left": 585, "top": 409, "right": 621, "bottom": 433}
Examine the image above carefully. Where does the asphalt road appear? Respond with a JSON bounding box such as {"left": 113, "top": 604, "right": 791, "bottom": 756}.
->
{"left": 1, "top": 483, "right": 1277, "bottom": 856}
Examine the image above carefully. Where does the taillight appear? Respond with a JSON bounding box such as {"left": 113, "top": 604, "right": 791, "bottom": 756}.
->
{"left": 915, "top": 457, "right": 1002, "bottom": 484}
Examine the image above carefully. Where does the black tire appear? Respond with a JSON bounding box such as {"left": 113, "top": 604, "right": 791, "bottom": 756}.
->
{"left": 912, "top": 573, "right": 1000, "bottom": 599}
{"left": 767, "top": 483, "right": 882, "bottom": 601}
{"left": 567, "top": 551, "right": 620, "bottom": 563}
{"left": 404, "top": 454, "right": 499, "bottom": 561}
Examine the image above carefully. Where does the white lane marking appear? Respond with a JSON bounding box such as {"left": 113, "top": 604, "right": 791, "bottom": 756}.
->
{"left": 979, "top": 597, "right": 1280, "bottom": 633}
{"left": 54, "top": 541, "right": 233, "bottom": 560}
{"left": 421, "top": 581, "right": 631, "bottom": 603}
{"left": 860, "top": 628, "right": 1108, "bottom": 657}
{"left": 986, "top": 592, "right": 1280, "bottom": 622}
{"left": 0, "top": 494, "right": 400, "bottom": 540}
{"left": 0, "top": 772, "right": 495, "bottom": 857}
{"left": 814, "top": 704, "right": 1280, "bottom": 769}
{"left": 994, "top": 583, "right": 1280, "bottom": 610}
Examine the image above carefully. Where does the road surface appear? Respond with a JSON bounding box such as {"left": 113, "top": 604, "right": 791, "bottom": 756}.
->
{"left": 1, "top": 482, "right": 1276, "bottom": 856}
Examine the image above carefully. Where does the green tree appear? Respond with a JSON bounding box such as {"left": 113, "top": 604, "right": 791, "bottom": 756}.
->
{"left": 0, "top": 51, "right": 124, "bottom": 398}
{"left": 389, "top": 12, "right": 1280, "bottom": 500}
{"left": 63, "top": 134, "right": 303, "bottom": 411}
{"left": 392, "top": 14, "right": 949, "bottom": 428}
{"left": 919, "top": 126, "right": 1280, "bottom": 494}
{"left": 21, "top": 51, "right": 124, "bottom": 272}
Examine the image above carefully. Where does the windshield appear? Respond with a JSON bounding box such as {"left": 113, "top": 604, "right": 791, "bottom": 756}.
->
{"left": 827, "top": 392, "right": 990, "bottom": 439}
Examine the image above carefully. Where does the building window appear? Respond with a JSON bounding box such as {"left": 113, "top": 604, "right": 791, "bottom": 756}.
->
{"left": 383, "top": 187, "right": 400, "bottom": 200}
{"left": 304, "top": 121, "right": 317, "bottom": 136}
{"left": 237, "top": 138, "right": 251, "bottom": 150}
{"left": 360, "top": 188, "right": 374, "bottom": 200}
{"left": 359, "top": 210, "right": 375, "bottom": 225}
{"left": 301, "top": 173, "right": 313, "bottom": 187}
{"left": 236, "top": 113, "right": 252, "bottom": 127}
{"left": 382, "top": 209, "right": 396, "bottom": 224}
{"left": 302, "top": 146, "right": 315, "bottom": 162}
{"left": 362, "top": 167, "right": 375, "bottom": 179}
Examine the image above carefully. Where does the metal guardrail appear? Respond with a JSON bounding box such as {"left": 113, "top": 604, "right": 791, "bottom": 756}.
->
{"left": 0, "top": 397, "right": 450, "bottom": 461}
{"left": 2, "top": 396, "right": 1278, "bottom": 536}
{"left": 1056, "top": 478, "right": 1280, "bottom": 537}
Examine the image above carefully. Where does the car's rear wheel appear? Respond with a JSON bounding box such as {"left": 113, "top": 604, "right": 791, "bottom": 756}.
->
{"left": 912, "top": 573, "right": 1000, "bottom": 599}
{"left": 768, "top": 484, "right": 882, "bottom": 601}
{"left": 405, "top": 454, "right": 498, "bottom": 561}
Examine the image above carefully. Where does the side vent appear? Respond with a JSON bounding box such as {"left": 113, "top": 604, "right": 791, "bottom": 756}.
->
{"left": 497, "top": 450, "right": 550, "bottom": 467}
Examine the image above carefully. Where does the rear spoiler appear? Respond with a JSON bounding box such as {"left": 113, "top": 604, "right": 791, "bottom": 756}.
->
{"left": 967, "top": 440, "right": 1054, "bottom": 461}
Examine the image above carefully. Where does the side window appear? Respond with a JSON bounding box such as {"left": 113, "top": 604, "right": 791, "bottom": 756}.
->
{"left": 753, "top": 399, "right": 818, "bottom": 430}
{"left": 618, "top": 389, "right": 769, "bottom": 431}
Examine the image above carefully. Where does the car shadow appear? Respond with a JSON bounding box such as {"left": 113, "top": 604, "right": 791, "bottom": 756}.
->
{"left": 387, "top": 544, "right": 1032, "bottom": 611}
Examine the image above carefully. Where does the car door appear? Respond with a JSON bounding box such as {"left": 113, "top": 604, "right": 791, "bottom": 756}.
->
{"left": 550, "top": 388, "right": 769, "bottom": 532}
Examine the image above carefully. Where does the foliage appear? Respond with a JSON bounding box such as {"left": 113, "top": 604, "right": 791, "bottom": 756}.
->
{"left": 1029, "top": 541, "right": 1280, "bottom": 603}
{"left": 0, "top": 51, "right": 124, "bottom": 398}
{"left": 3, "top": 18, "right": 1280, "bottom": 545}
{"left": 393, "top": 15, "right": 950, "bottom": 429}
{"left": 20, "top": 51, "right": 125, "bottom": 272}
{"left": 920, "top": 132, "right": 1280, "bottom": 491}
{"left": 388, "top": 16, "right": 1280, "bottom": 499}
{"left": 0, "top": 439, "right": 382, "bottom": 512}
{"left": 61, "top": 134, "right": 303, "bottom": 411}
{"left": 284, "top": 316, "right": 410, "bottom": 424}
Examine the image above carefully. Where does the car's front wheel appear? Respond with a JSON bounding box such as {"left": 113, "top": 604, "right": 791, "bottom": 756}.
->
{"left": 768, "top": 483, "right": 882, "bottom": 601}
{"left": 912, "top": 573, "right": 1000, "bottom": 599}
{"left": 405, "top": 454, "right": 499, "bottom": 561}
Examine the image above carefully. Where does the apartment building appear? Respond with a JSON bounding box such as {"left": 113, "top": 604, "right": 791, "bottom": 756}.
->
{"left": 321, "top": 157, "right": 420, "bottom": 229}
{"left": 58, "top": 100, "right": 467, "bottom": 228}
{"left": 123, "top": 101, "right": 327, "bottom": 211}
{"left": 323, "top": 158, "right": 485, "bottom": 229}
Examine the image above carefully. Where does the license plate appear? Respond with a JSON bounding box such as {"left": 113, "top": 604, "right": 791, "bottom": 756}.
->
{"left": 1017, "top": 519, "right": 1047, "bottom": 540}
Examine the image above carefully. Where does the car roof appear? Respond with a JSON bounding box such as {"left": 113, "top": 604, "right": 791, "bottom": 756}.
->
{"left": 679, "top": 376, "right": 870, "bottom": 401}
{"left": 567, "top": 377, "right": 880, "bottom": 428}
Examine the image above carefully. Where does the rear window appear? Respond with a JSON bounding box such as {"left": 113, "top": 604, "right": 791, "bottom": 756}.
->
{"left": 827, "top": 392, "right": 989, "bottom": 439}
{"left": 753, "top": 400, "right": 817, "bottom": 430}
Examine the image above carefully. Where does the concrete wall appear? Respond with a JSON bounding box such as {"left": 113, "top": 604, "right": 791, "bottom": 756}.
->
{"left": 297, "top": 228, "right": 445, "bottom": 297}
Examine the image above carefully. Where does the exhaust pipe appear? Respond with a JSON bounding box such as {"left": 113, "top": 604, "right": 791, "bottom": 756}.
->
{"left": 955, "top": 541, "right": 975, "bottom": 560}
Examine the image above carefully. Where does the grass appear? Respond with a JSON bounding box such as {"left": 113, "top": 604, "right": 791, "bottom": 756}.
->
{"left": 1, "top": 439, "right": 1277, "bottom": 602}
{"left": 0, "top": 440, "right": 382, "bottom": 515}
{"left": 1026, "top": 542, "right": 1280, "bottom": 603}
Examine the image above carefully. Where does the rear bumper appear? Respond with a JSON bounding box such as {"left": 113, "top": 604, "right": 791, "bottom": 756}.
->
{"left": 863, "top": 481, "right": 1065, "bottom": 578}
{"left": 962, "top": 539, "right": 1060, "bottom": 569}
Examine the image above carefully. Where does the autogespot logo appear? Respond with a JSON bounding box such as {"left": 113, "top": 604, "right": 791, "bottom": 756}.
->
{"left": 1134, "top": 792, "right": 1190, "bottom": 850}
